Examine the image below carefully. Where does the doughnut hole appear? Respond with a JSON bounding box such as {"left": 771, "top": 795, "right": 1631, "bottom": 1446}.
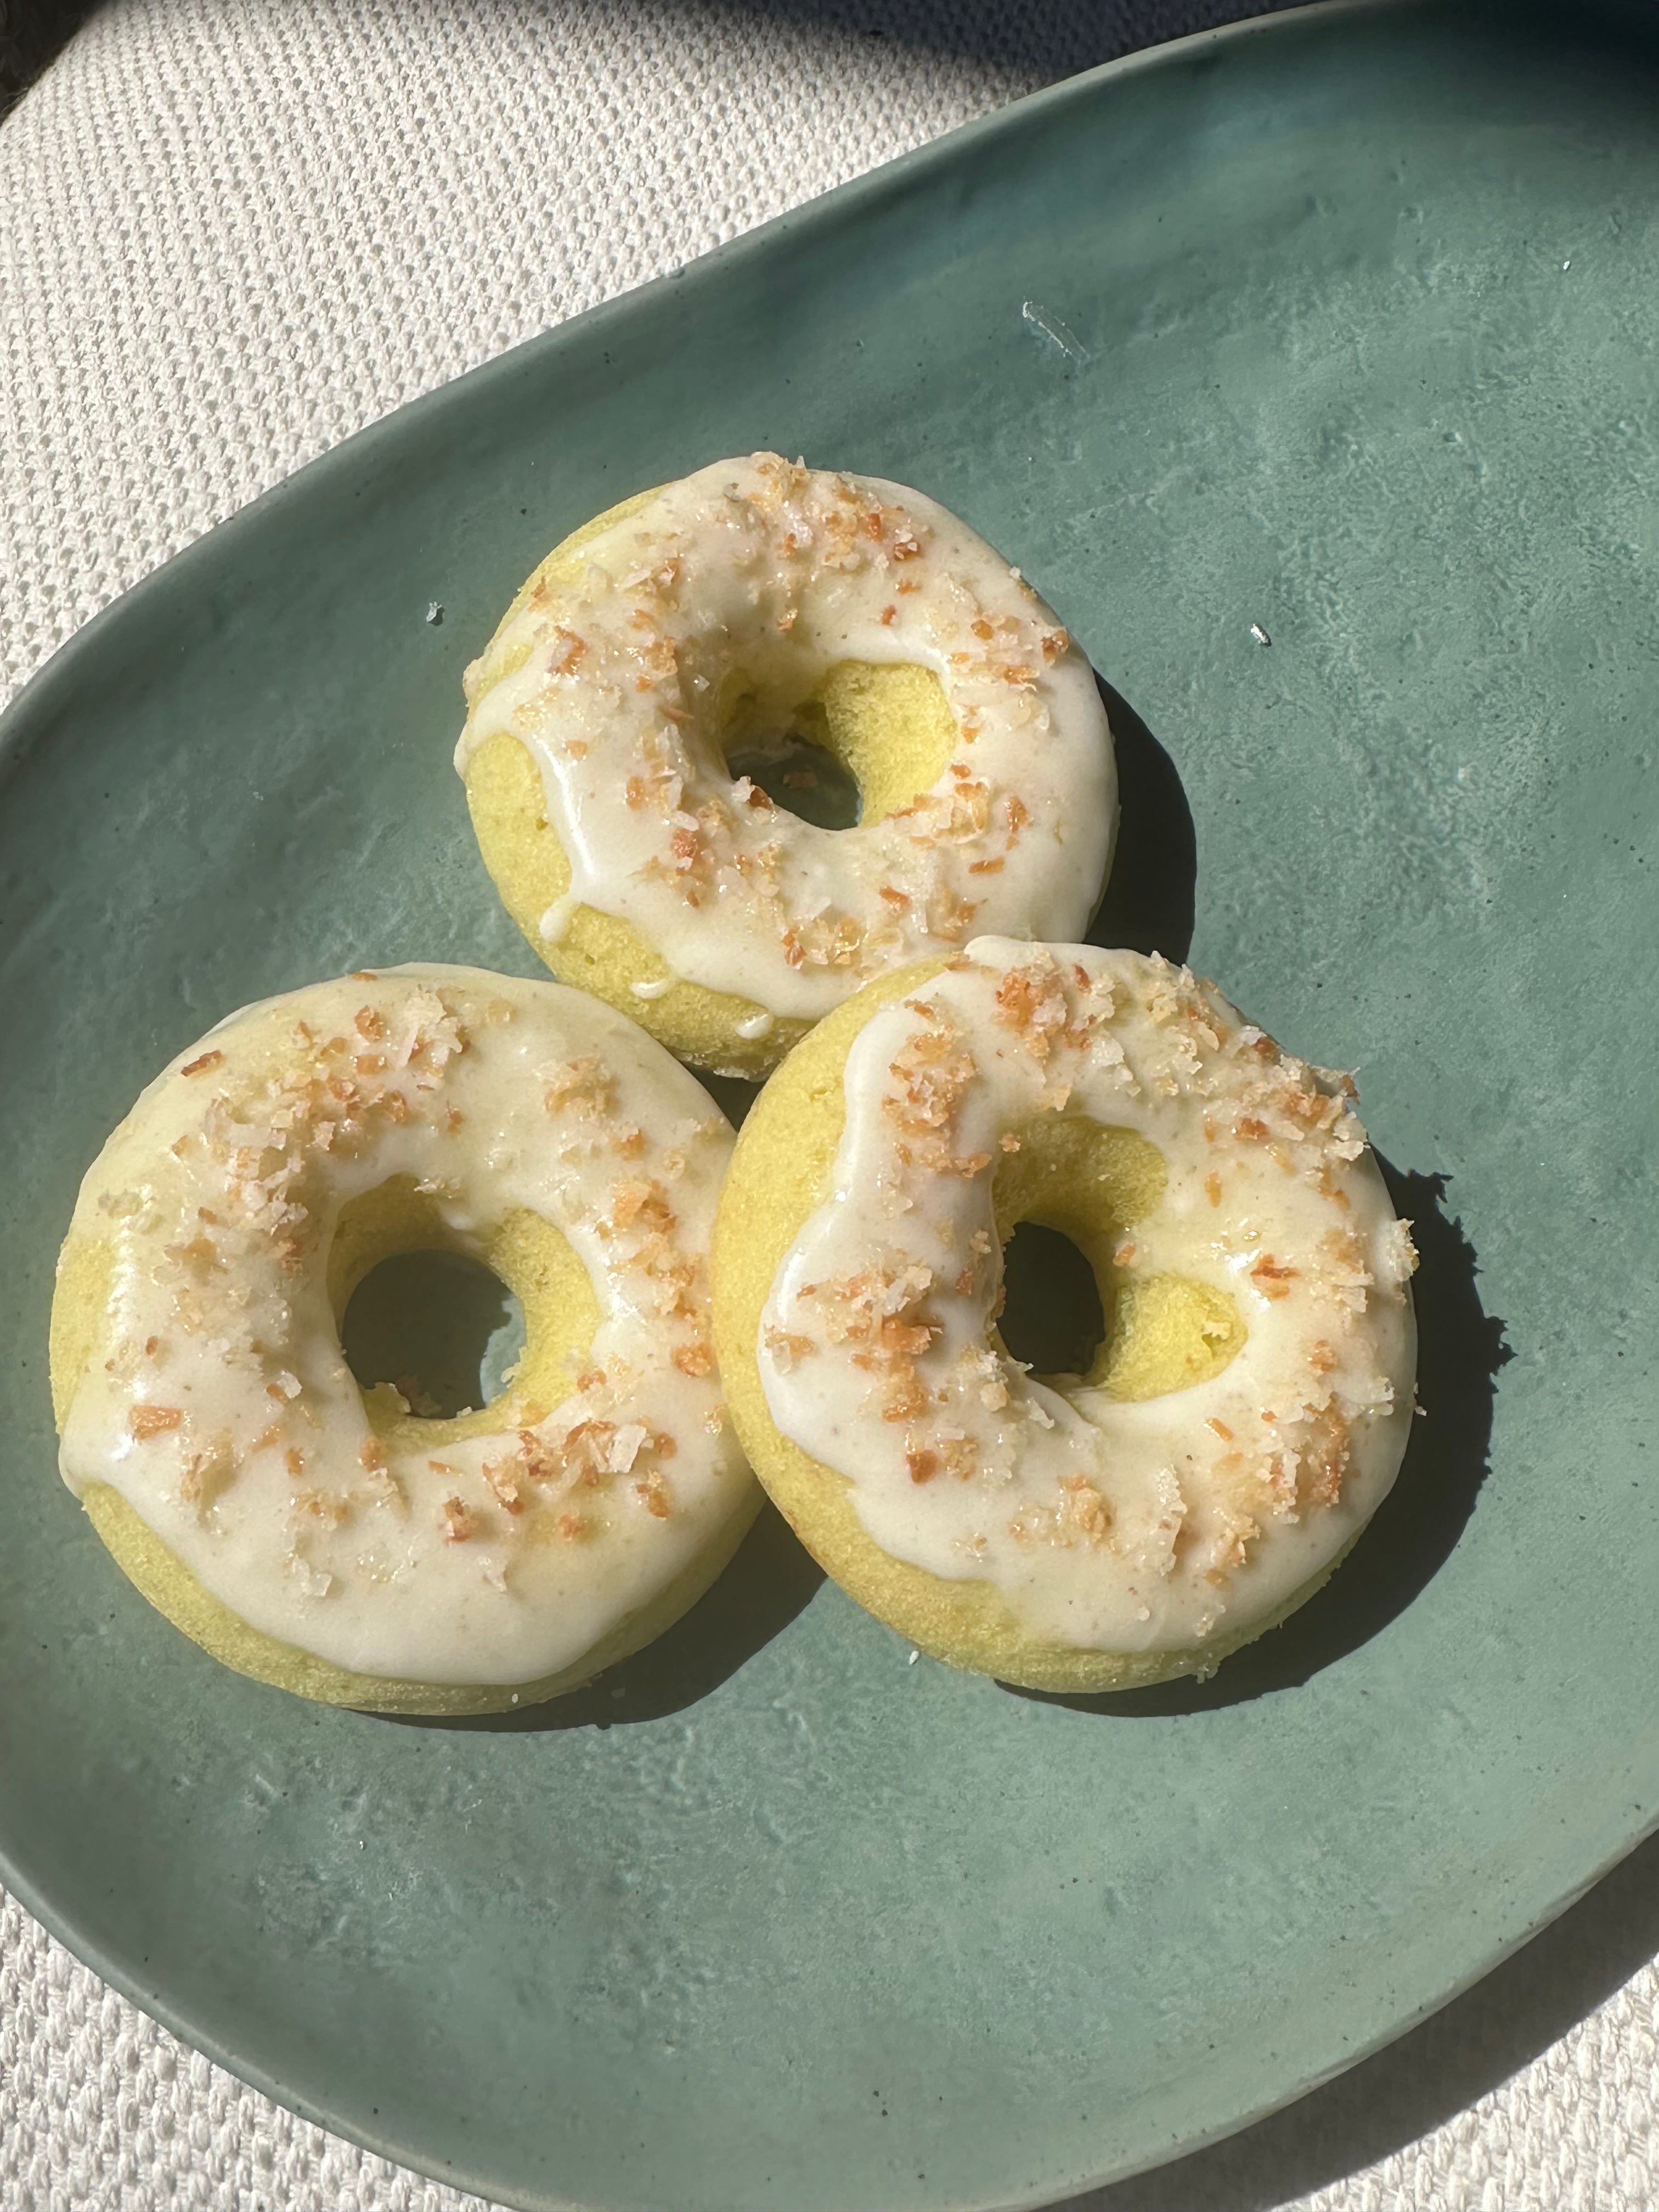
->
{"left": 341, "top": 1252, "right": 521, "bottom": 1421}
{"left": 996, "top": 1222, "right": 1105, "bottom": 1380}
{"left": 723, "top": 721, "right": 861, "bottom": 831}
{"left": 990, "top": 1120, "right": 1245, "bottom": 1399}
{"left": 720, "top": 659, "right": 956, "bottom": 831}
{"left": 326, "top": 1177, "right": 599, "bottom": 1450}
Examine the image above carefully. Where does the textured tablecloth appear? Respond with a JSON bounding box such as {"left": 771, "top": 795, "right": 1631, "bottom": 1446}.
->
{"left": 4, "top": 2, "right": 1659, "bottom": 2206}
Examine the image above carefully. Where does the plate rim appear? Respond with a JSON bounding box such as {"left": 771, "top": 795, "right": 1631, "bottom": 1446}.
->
{"left": 0, "top": 0, "right": 1368, "bottom": 762}
{"left": 3, "top": 2, "right": 1652, "bottom": 2206}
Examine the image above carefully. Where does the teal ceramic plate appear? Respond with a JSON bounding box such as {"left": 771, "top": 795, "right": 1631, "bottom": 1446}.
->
{"left": 4, "top": 3, "right": 1657, "bottom": 2205}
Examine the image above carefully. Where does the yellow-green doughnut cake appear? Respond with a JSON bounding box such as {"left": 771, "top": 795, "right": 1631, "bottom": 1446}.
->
{"left": 456, "top": 454, "right": 1117, "bottom": 1077}
{"left": 51, "top": 965, "right": 758, "bottom": 1713}
{"left": 712, "top": 940, "right": 1418, "bottom": 1694}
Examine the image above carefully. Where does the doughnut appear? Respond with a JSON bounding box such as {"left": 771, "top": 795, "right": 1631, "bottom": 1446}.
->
{"left": 50, "top": 966, "right": 758, "bottom": 1713}
{"left": 712, "top": 940, "right": 1418, "bottom": 1693}
{"left": 456, "top": 454, "right": 1117, "bottom": 1077}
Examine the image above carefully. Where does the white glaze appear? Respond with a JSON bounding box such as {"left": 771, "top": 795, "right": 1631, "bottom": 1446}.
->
{"left": 58, "top": 967, "right": 750, "bottom": 1686}
{"left": 758, "top": 941, "right": 1417, "bottom": 1655}
{"left": 456, "top": 455, "right": 1116, "bottom": 1020}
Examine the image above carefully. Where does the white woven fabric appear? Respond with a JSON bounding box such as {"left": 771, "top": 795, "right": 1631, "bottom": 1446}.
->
{"left": 3, "top": 2, "right": 1657, "bottom": 2207}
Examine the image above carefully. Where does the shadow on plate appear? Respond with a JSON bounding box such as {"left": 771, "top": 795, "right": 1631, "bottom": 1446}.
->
{"left": 701, "top": 1069, "right": 764, "bottom": 1129}
{"left": 1086, "top": 676, "right": 1197, "bottom": 963}
{"left": 382, "top": 1500, "right": 823, "bottom": 1733}
{"left": 1007, "top": 1161, "right": 1510, "bottom": 1718}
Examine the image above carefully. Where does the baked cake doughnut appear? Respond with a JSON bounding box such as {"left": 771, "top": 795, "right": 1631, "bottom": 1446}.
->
{"left": 713, "top": 940, "right": 1417, "bottom": 1693}
{"left": 50, "top": 966, "right": 758, "bottom": 1712}
{"left": 456, "top": 454, "right": 1116, "bottom": 1077}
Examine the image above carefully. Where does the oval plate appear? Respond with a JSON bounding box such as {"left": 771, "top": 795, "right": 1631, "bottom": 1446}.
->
{"left": 3, "top": 4, "right": 1658, "bottom": 2207}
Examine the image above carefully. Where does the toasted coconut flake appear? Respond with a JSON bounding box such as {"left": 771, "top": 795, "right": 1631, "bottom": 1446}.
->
{"left": 130, "top": 1404, "right": 183, "bottom": 1440}
{"left": 764, "top": 1327, "right": 816, "bottom": 1371}
{"left": 441, "top": 1496, "right": 480, "bottom": 1543}
{"left": 634, "top": 1470, "right": 673, "bottom": 1519}
{"left": 1250, "top": 1255, "right": 1297, "bottom": 1299}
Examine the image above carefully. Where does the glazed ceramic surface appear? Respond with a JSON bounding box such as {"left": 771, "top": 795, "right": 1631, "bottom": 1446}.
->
{"left": 2, "top": 4, "right": 1656, "bottom": 2206}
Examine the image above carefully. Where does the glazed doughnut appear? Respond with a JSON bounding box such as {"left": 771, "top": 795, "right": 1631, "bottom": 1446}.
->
{"left": 50, "top": 966, "right": 757, "bottom": 1713}
{"left": 713, "top": 940, "right": 1418, "bottom": 1692}
{"left": 456, "top": 454, "right": 1116, "bottom": 1077}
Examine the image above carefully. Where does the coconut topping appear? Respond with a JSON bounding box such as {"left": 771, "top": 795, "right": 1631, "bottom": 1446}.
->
{"left": 758, "top": 940, "right": 1417, "bottom": 1655}
{"left": 57, "top": 966, "right": 749, "bottom": 1687}
{"left": 455, "top": 456, "right": 1116, "bottom": 1020}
